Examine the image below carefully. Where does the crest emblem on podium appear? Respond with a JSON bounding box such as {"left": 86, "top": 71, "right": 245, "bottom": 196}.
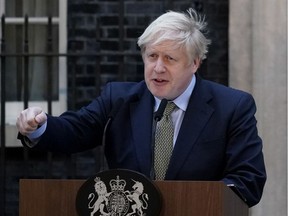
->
{"left": 76, "top": 169, "right": 162, "bottom": 216}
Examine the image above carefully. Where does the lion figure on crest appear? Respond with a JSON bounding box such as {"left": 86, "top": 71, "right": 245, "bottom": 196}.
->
{"left": 88, "top": 177, "right": 111, "bottom": 216}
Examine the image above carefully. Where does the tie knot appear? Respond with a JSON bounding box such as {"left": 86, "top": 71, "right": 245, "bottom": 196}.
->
{"left": 163, "top": 101, "right": 176, "bottom": 116}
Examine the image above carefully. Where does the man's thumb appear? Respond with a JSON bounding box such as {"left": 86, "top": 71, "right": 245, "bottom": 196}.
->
{"left": 34, "top": 112, "right": 47, "bottom": 125}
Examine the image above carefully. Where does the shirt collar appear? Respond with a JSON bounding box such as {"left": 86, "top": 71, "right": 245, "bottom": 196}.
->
{"left": 154, "top": 74, "right": 196, "bottom": 112}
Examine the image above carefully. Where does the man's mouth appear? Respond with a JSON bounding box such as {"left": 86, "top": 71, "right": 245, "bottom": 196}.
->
{"left": 153, "top": 78, "right": 167, "bottom": 83}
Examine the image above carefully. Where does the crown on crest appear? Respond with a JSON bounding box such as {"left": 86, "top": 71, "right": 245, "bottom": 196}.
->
{"left": 109, "top": 175, "right": 126, "bottom": 191}
{"left": 94, "top": 177, "right": 101, "bottom": 183}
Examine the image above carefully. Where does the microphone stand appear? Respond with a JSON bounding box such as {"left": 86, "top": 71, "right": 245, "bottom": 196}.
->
{"left": 99, "top": 95, "right": 138, "bottom": 172}
{"left": 100, "top": 98, "right": 124, "bottom": 172}
{"left": 100, "top": 118, "right": 112, "bottom": 171}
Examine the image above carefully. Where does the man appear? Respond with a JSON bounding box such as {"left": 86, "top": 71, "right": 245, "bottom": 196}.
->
{"left": 17, "top": 8, "right": 266, "bottom": 207}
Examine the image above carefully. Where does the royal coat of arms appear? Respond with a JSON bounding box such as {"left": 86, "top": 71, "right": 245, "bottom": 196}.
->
{"left": 76, "top": 169, "right": 162, "bottom": 216}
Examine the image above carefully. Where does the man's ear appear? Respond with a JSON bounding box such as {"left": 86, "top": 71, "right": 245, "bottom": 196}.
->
{"left": 192, "top": 58, "right": 201, "bottom": 73}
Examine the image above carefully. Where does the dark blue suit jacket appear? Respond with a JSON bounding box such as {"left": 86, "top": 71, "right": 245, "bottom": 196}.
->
{"left": 27, "top": 75, "right": 266, "bottom": 207}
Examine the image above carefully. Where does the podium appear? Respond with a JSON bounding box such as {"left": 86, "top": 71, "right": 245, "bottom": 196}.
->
{"left": 19, "top": 179, "right": 249, "bottom": 216}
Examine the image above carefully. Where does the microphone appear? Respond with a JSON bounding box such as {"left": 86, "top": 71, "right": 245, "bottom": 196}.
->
{"left": 150, "top": 99, "right": 168, "bottom": 179}
{"left": 101, "top": 98, "right": 124, "bottom": 171}
{"left": 154, "top": 99, "right": 168, "bottom": 121}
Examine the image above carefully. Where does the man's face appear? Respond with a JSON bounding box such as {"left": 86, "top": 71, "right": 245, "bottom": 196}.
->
{"left": 143, "top": 40, "right": 199, "bottom": 100}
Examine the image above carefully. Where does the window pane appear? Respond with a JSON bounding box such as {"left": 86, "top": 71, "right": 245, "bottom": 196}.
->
{"left": 6, "top": 0, "right": 58, "bottom": 17}
{"left": 5, "top": 24, "right": 59, "bottom": 101}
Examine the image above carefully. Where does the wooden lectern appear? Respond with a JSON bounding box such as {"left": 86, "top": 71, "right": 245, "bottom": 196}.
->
{"left": 19, "top": 179, "right": 248, "bottom": 216}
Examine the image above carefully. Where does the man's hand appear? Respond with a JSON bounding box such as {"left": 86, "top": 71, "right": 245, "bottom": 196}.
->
{"left": 16, "top": 107, "right": 47, "bottom": 136}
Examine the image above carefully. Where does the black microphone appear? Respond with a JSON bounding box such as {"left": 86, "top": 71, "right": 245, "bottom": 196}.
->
{"left": 101, "top": 98, "right": 124, "bottom": 171}
{"left": 154, "top": 99, "right": 168, "bottom": 121}
{"left": 150, "top": 99, "right": 168, "bottom": 179}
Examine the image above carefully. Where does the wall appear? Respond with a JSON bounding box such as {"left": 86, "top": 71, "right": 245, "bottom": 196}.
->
{"left": 229, "top": 0, "right": 287, "bottom": 215}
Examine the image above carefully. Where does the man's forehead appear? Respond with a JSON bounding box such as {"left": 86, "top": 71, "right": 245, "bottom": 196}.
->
{"left": 146, "top": 40, "right": 184, "bottom": 52}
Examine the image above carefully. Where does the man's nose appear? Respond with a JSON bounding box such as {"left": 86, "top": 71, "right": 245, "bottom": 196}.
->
{"left": 154, "top": 58, "right": 166, "bottom": 73}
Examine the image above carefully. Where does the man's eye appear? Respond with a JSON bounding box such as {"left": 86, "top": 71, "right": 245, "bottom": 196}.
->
{"left": 147, "top": 54, "right": 158, "bottom": 60}
{"left": 166, "top": 56, "right": 175, "bottom": 61}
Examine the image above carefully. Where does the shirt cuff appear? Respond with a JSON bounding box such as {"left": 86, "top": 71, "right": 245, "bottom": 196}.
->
{"left": 27, "top": 121, "right": 47, "bottom": 143}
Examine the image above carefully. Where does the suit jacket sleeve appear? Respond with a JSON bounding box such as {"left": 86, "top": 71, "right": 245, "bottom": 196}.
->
{"left": 221, "top": 92, "right": 266, "bottom": 207}
{"left": 18, "top": 81, "right": 145, "bottom": 154}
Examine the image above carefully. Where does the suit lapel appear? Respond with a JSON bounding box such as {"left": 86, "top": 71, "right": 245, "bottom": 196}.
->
{"left": 166, "top": 77, "right": 214, "bottom": 179}
{"left": 130, "top": 89, "right": 154, "bottom": 177}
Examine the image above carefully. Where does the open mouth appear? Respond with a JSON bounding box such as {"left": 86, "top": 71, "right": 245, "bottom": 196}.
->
{"left": 153, "top": 78, "right": 167, "bottom": 83}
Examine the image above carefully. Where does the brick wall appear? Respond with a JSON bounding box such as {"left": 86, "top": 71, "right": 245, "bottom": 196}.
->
{"left": 67, "top": 0, "right": 229, "bottom": 109}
